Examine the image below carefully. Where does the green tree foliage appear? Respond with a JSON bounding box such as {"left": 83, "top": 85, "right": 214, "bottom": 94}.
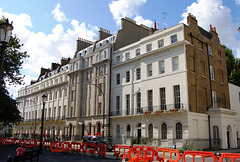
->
{"left": 0, "top": 87, "right": 21, "bottom": 125}
{"left": 0, "top": 17, "right": 29, "bottom": 124}
{"left": 223, "top": 44, "right": 240, "bottom": 87}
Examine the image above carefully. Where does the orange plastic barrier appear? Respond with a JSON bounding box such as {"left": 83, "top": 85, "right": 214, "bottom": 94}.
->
{"left": 50, "top": 142, "right": 65, "bottom": 153}
{"left": 219, "top": 153, "right": 240, "bottom": 162}
{"left": 97, "top": 143, "right": 107, "bottom": 157}
{"left": 2, "top": 138, "right": 15, "bottom": 146}
{"left": 156, "top": 147, "right": 181, "bottom": 162}
{"left": 82, "top": 142, "right": 97, "bottom": 154}
{"left": 114, "top": 145, "right": 130, "bottom": 159}
{"left": 62, "top": 142, "right": 71, "bottom": 152}
{"left": 70, "top": 142, "right": 82, "bottom": 153}
{"left": 182, "top": 151, "right": 217, "bottom": 162}
{"left": 125, "top": 146, "right": 155, "bottom": 162}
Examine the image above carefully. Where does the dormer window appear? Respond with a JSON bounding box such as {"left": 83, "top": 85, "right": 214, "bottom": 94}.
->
{"left": 96, "top": 43, "right": 102, "bottom": 48}
{"left": 125, "top": 52, "right": 130, "bottom": 60}
{"left": 116, "top": 56, "right": 120, "bottom": 63}
{"left": 87, "top": 47, "right": 92, "bottom": 54}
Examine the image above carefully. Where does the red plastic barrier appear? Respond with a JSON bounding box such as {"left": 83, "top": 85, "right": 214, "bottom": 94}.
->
{"left": 70, "top": 142, "right": 82, "bottom": 153}
{"left": 62, "top": 142, "right": 71, "bottom": 152}
{"left": 0, "top": 137, "right": 4, "bottom": 144}
{"left": 97, "top": 143, "right": 107, "bottom": 157}
{"left": 156, "top": 147, "right": 181, "bottom": 162}
{"left": 43, "top": 140, "right": 51, "bottom": 149}
{"left": 182, "top": 151, "right": 217, "bottom": 162}
{"left": 19, "top": 139, "right": 25, "bottom": 146}
{"left": 25, "top": 140, "right": 37, "bottom": 148}
{"left": 82, "top": 142, "right": 97, "bottom": 154}
{"left": 14, "top": 139, "right": 20, "bottom": 144}
{"left": 50, "top": 142, "right": 65, "bottom": 153}
{"left": 2, "top": 138, "right": 15, "bottom": 146}
{"left": 125, "top": 146, "right": 155, "bottom": 162}
{"left": 114, "top": 145, "right": 130, "bottom": 159}
{"left": 219, "top": 153, "right": 240, "bottom": 162}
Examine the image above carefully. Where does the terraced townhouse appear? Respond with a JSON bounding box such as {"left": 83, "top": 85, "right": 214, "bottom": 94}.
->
{"left": 15, "top": 13, "right": 240, "bottom": 150}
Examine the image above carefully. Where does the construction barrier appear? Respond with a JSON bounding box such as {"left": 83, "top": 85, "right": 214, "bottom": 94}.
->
{"left": 114, "top": 144, "right": 130, "bottom": 159}
{"left": 50, "top": 142, "right": 65, "bottom": 153}
{"left": 82, "top": 142, "right": 97, "bottom": 154}
{"left": 182, "top": 151, "right": 218, "bottom": 162}
{"left": 70, "top": 142, "right": 82, "bottom": 153}
{"left": 14, "top": 139, "right": 20, "bottom": 144}
{"left": 97, "top": 143, "right": 107, "bottom": 157}
{"left": 124, "top": 146, "right": 155, "bottom": 162}
{"left": 43, "top": 140, "right": 51, "bottom": 149}
{"left": 2, "top": 138, "right": 15, "bottom": 146}
{"left": 219, "top": 153, "right": 240, "bottom": 162}
{"left": 156, "top": 147, "right": 181, "bottom": 162}
{"left": 0, "top": 137, "right": 4, "bottom": 144}
{"left": 62, "top": 142, "right": 71, "bottom": 152}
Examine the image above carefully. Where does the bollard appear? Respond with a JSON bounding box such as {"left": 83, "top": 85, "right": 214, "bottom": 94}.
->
{"left": 173, "top": 144, "right": 176, "bottom": 156}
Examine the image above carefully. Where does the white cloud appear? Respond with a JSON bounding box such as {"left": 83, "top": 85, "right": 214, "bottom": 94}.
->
{"left": 51, "top": 3, "right": 68, "bottom": 22}
{"left": 0, "top": 8, "right": 98, "bottom": 98}
{"left": 181, "top": 0, "right": 240, "bottom": 58}
{"left": 109, "top": 0, "right": 152, "bottom": 27}
{"left": 236, "top": 0, "right": 240, "bottom": 5}
{"left": 134, "top": 16, "right": 153, "bottom": 27}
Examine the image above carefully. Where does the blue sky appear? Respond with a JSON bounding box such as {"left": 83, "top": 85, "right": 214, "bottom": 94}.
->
{"left": 0, "top": 0, "right": 240, "bottom": 97}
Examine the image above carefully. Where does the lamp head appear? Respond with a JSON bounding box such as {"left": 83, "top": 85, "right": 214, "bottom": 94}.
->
{"left": 0, "top": 18, "right": 13, "bottom": 43}
{"left": 42, "top": 94, "right": 47, "bottom": 102}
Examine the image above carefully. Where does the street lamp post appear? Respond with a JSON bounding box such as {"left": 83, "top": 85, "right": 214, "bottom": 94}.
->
{"left": 0, "top": 18, "right": 13, "bottom": 80}
{"left": 86, "top": 83, "right": 105, "bottom": 137}
{"left": 39, "top": 94, "right": 47, "bottom": 153}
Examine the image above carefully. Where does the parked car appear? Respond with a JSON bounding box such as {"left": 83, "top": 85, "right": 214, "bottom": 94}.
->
{"left": 82, "top": 135, "right": 114, "bottom": 151}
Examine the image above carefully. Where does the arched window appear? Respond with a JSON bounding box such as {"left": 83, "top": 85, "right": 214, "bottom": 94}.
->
{"left": 127, "top": 125, "right": 131, "bottom": 138}
{"left": 161, "top": 123, "right": 167, "bottom": 139}
{"left": 148, "top": 124, "right": 153, "bottom": 138}
{"left": 116, "top": 125, "right": 120, "bottom": 138}
{"left": 176, "top": 122, "right": 182, "bottom": 139}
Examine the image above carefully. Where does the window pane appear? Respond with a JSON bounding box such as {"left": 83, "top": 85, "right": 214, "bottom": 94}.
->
{"left": 159, "top": 60, "right": 165, "bottom": 74}
{"left": 161, "top": 123, "right": 167, "bottom": 139}
{"left": 136, "top": 48, "right": 140, "bottom": 56}
{"left": 147, "top": 64, "right": 152, "bottom": 77}
{"left": 171, "top": 35, "right": 177, "bottom": 43}
{"left": 148, "top": 124, "right": 153, "bottom": 138}
{"left": 126, "top": 94, "right": 130, "bottom": 115}
{"left": 148, "top": 90, "right": 153, "bottom": 111}
{"left": 158, "top": 39, "right": 164, "bottom": 48}
{"left": 160, "top": 88, "right": 166, "bottom": 110}
{"left": 176, "top": 122, "right": 182, "bottom": 139}
{"left": 172, "top": 57, "right": 179, "bottom": 71}
{"left": 147, "top": 44, "right": 152, "bottom": 52}
{"left": 126, "top": 71, "right": 130, "bottom": 82}
{"left": 137, "top": 92, "right": 142, "bottom": 113}
{"left": 174, "top": 85, "right": 181, "bottom": 109}
{"left": 136, "top": 68, "right": 141, "bottom": 80}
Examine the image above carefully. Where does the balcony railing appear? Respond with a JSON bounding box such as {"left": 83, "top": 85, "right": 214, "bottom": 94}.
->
{"left": 23, "top": 116, "right": 66, "bottom": 123}
{"left": 110, "top": 103, "right": 187, "bottom": 116}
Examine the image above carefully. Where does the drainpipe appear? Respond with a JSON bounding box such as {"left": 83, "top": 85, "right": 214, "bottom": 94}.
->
{"left": 108, "top": 44, "right": 113, "bottom": 138}
{"left": 206, "top": 42, "right": 213, "bottom": 149}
